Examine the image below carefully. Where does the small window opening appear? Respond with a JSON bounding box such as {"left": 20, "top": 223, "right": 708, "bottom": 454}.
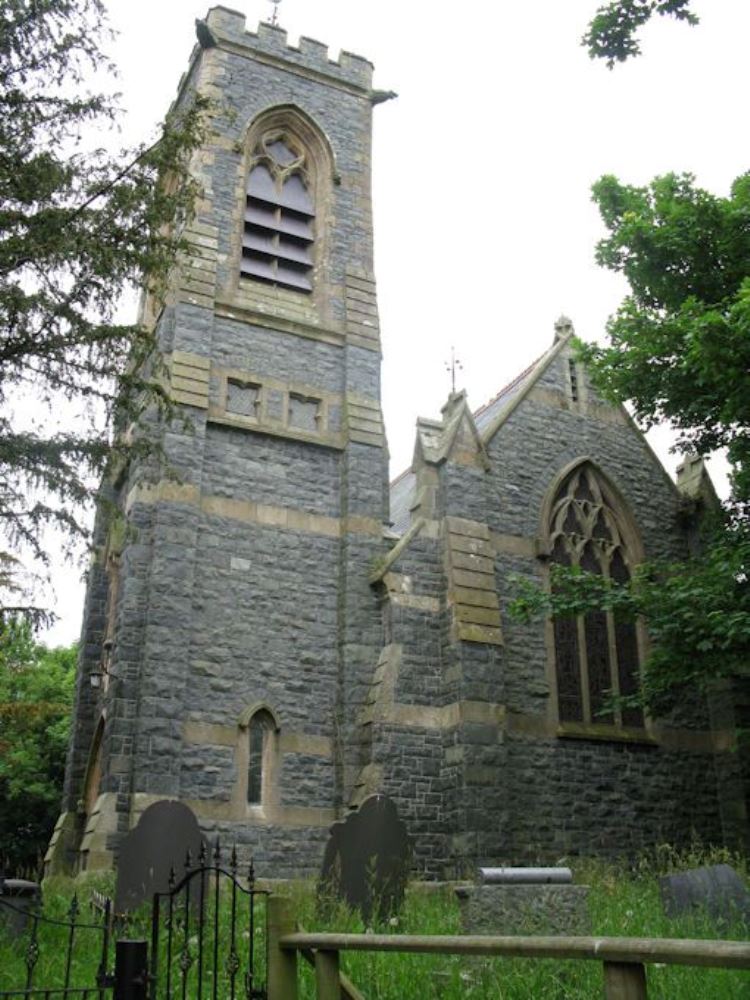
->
{"left": 247, "top": 712, "right": 274, "bottom": 807}
{"left": 568, "top": 359, "right": 579, "bottom": 403}
{"left": 227, "top": 379, "right": 261, "bottom": 418}
{"left": 288, "top": 393, "right": 321, "bottom": 432}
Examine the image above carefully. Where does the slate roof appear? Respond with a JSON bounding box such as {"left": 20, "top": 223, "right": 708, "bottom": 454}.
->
{"left": 388, "top": 353, "right": 543, "bottom": 536}
{"left": 472, "top": 356, "right": 541, "bottom": 435}
{"left": 389, "top": 467, "right": 416, "bottom": 536}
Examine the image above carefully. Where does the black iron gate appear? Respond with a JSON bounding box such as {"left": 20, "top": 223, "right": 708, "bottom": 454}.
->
{"left": 149, "top": 843, "right": 268, "bottom": 1000}
{"left": 0, "top": 844, "right": 267, "bottom": 1000}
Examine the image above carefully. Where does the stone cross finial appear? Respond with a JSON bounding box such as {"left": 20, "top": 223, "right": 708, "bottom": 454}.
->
{"left": 268, "top": 0, "right": 281, "bottom": 26}
{"left": 444, "top": 346, "right": 463, "bottom": 395}
{"left": 554, "top": 315, "right": 574, "bottom": 341}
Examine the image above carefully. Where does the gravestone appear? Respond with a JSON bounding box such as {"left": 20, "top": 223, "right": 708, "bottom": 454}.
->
{"left": 319, "top": 794, "right": 411, "bottom": 922}
{"left": 659, "top": 864, "right": 750, "bottom": 927}
{"left": 114, "top": 800, "right": 206, "bottom": 914}
{"left": 0, "top": 878, "right": 41, "bottom": 937}
{"left": 456, "top": 866, "right": 590, "bottom": 936}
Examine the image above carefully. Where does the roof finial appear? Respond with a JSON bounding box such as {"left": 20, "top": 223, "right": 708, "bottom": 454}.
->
{"left": 554, "top": 315, "right": 574, "bottom": 342}
{"left": 267, "top": 0, "right": 282, "bottom": 26}
{"left": 444, "top": 346, "right": 463, "bottom": 395}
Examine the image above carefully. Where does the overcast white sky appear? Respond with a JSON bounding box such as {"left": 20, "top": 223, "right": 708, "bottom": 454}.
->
{"left": 42, "top": 0, "right": 749, "bottom": 644}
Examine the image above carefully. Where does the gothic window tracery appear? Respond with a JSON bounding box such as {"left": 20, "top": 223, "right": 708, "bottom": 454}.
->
{"left": 242, "top": 130, "right": 315, "bottom": 292}
{"left": 548, "top": 464, "right": 644, "bottom": 728}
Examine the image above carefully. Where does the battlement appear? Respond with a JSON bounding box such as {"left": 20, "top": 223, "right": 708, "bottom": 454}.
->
{"left": 204, "top": 6, "right": 374, "bottom": 90}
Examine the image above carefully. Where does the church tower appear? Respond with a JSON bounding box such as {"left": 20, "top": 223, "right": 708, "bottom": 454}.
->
{"left": 48, "top": 8, "right": 390, "bottom": 876}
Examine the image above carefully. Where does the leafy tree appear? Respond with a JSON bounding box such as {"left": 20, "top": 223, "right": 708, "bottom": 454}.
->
{"left": 584, "top": 1, "right": 699, "bottom": 67}
{"left": 583, "top": 172, "right": 750, "bottom": 504}
{"left": 0, "top": 0, "right": 206, "bottom": 626}
{"left": 0, "top": 619, "right": 76, "bottom": 875}
{"left": 509, "top": 4, "right": 750, "bottom": 715}
{"left": 511, "top": 159, "right": 750, "bottom": 714}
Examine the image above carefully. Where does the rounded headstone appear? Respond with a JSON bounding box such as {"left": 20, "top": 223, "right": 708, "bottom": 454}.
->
{"left": 319, "top": 794, "right": 411, "bottom": 923}
{"left": 115, "top": 800, "right": 206, "bottom": 914}
{"left": 0, "top": 879, "right": 42, "bottom": 936}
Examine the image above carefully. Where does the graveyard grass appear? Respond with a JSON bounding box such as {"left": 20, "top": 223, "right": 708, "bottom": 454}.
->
{"left": 1, "top": 846, "right": 749, "bottom": 998}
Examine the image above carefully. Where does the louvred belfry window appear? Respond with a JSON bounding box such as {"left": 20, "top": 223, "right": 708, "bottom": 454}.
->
{"left": 548, "top": 465, "right": 644, "bottom": 728}
{"left": 242, "top": 132, "right": 315, "bottom": 292}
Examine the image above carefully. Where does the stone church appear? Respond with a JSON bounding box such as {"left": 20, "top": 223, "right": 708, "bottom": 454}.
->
{"left": 48, "top": 7, "right": 748, "bottom": 878}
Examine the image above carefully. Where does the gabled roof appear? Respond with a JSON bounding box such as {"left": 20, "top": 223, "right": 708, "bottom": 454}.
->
{"left": 387, "top": 331, "right": 570, "bottom": 536}
{"left": 473, "top": 356, "right": 541, "bottom": 436}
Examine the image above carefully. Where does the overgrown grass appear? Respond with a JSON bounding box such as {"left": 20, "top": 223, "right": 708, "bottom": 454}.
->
{"left": 1, "top": 847, "right": 749, "bottom": 998}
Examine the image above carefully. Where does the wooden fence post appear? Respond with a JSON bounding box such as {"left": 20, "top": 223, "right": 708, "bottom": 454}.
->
{"left": 267, "top": 896, "right": 298, "bottom": 1000}
{"left": 603, "top": 961, "right": 648, "bottom": 1000}
{"left": 315, "top": 949, "right": 341, "bottom": 1000}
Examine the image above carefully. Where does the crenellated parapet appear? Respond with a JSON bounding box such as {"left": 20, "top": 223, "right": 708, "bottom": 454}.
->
{"left": 197, "top": 7, "right": 374, "bottom": 92}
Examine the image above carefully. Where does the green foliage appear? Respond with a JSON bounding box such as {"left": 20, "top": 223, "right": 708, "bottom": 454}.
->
{"left": 583, "top": 1, "right": 699, "bottom": 67}
{"left": 583, "top": 172, "right": 750, "bottom": 502}
{"left": 0, "top": 0, "right": 207, "bottom": 625}
{"left": 511, "top": 169, "right": 750, "bottom": 711}
{"left": 2, "top": 853, "right": 748, "bottom": 998}
{"left": 0, "top": 618, "right": 76, "bottom": 874}
{"left": 510, "top": 523, "right": 750, "bottom": 715}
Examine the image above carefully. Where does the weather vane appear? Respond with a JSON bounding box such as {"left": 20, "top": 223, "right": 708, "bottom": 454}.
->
{"left": 267, "top": 0, "right": 282, "bottom": 26}
{"left": 445, "top": 346, "right": 463, "bottom": 395}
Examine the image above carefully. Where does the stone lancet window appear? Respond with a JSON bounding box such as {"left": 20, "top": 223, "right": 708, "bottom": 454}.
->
{"left": 549, "top": 464, "right": 644, "bottom": 728}
{"left": 242, "top": 131, "right": 315, "bottom": 293}
{"left": 246, "top": 710, "right": 275, "bottom": 807}
{"left": 568, "top": 358, "right": 579, "bottom": 403}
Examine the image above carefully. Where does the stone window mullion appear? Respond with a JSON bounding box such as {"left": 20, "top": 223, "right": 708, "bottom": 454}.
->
{"left": 602, "top": 555, "right": 624, "bottom": 727}
{"left": 576, "top": 613, "right": 592, "bottom": 723}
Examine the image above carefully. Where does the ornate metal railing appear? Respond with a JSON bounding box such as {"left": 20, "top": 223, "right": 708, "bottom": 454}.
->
{"left": 0, "top": 893, "right": 112, "bottom": 998}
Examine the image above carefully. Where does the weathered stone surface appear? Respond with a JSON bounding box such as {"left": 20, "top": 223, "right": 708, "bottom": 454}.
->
{"left": 455, "top": 884, "right": 591, "bottom": 936}
{"left": 0, "top": 880, "right": 42, "bottom": 937}
{"left": 659, "top": 865, "right": 750, "bottom": 926}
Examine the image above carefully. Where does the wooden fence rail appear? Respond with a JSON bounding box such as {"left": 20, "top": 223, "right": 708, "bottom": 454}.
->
{"left": 267, "top": 896, "right": 750, "bottom": 1000}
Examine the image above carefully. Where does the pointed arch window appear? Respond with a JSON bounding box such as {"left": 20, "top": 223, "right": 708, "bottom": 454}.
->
{"left": 548, "top": 464, "right": 644, "bottom": 729}
{"left": 243, "top": 708, "right": 278, "bottom": 810}
{"left": 242, "top": 130, "right": 315, "bottom": 292}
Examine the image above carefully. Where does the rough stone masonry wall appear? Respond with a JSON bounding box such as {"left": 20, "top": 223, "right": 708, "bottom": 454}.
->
{"left": 487, "top": 348, "right": 724, "bottom": 860}
{"left": 505, "top": 736, "right": 723, "bottom": 863}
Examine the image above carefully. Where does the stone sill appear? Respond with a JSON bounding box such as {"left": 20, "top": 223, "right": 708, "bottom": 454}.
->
{"left": 207, "top": 411, "right": 344, "bottom": 451}
{"left": 215, "top": 297, "right": 345, "bottom": 347}
{"left": 557, "top": 722, "right": 658, "bottom": 746}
